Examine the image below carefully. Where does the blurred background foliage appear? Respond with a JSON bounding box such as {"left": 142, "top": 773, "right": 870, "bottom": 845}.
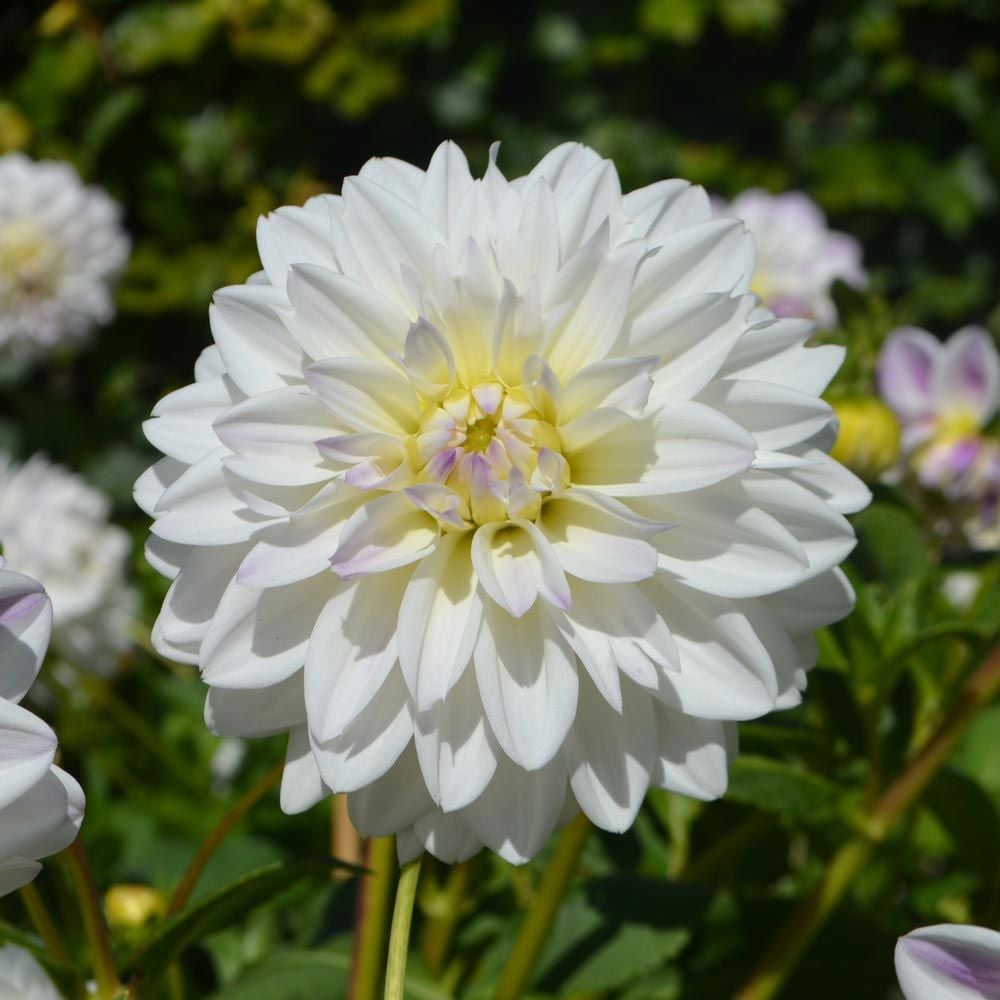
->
{"left": 1, "top": 1, "right": 999, "bottom": 998}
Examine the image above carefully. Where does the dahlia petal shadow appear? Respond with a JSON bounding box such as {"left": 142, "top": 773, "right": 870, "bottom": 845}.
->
{"left": 205, "top": 673, "right": 307, "bottom": 739}
{"left": 0, "top": 700, "right": 57, "bottom": 811}
{"left": 280, "top": 726, "right": 328, "bottom": 815}
{"left": 346, "top": 744, "right": 434, "bottom": 838}
{"left": 0, "top": 766, "right": 84, "bottom": 861}
{"left": 0, "top": 571, "right": 51, "bottom": 703}
{"left": 896, "top": 924, "right": 1000, "bottom": 1000}
{"left": 410, "top": 811, "right": 482, "bottom": 864}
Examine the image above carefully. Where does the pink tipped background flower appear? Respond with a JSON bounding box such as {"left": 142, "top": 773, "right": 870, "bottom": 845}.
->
{"left": 137, "top": 142, "right": 870, "bottom": 864}
{"left": 0, "top": 558, "right": 84, "bottom": 895}
{"left": 0, "top": 153, "right": 130, "bottom": 360}
{"left": 895, "top": 924, "right": 1000, "bottom": 999}
{"left": 878, "top": 326, "right": 1000, "bottom": 550}
{"left": 714, "top": 189, "right": 866, "bottom": 327}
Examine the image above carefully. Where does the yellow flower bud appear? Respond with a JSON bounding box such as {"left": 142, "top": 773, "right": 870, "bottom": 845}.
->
{"left": 104, "top": 884, "right": 166, "bottom": 930}
{"left": 0, "top": 103, "right": 32, "bottom": 154}
{"left": 829, "top": 397, "right": 901, "bottom": 480}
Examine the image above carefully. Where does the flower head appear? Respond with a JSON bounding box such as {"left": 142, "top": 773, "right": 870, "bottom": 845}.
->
{"left": 0, "top": 454, "right": 136, "bottom": 673}
{"left": 138, "top": 141, "right": 869, "bottom": 863}
{"left": 0, "top": 152, "right": 129, "bottom": 359}
{"left": 896, "top": 924, "right": 1000, "bottom": 999}
{"left": 0, "top": 558, "right": 84, "bottom": 895}
{"left": 714, "top": 189, "right": 866, "bottom": 326}
{"left": 878, "top": 326, "right": 1000, "bottom": 550}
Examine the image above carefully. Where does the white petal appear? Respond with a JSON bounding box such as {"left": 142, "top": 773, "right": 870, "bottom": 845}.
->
{"left": 210, "top": 284, "right": 304, "bottom": 396}
{"left": 205, "top": 673, "right": 306, "bottom": 737}
{"left": 0, "top": 701, "right": 56, "bottom": 811}
{"left": 397, "top": 533, "right": 483, "bottom": 710}
{"left": 312, "top": 668, "right": 412, "bottom": 793}
{"left": 411, "top": 810, "right": 481, "bottom": 863}
{"left": 280, "top": 726, "right": 328, "bottom": 814}
{"left": 652, "top": 705, "right": 734, "bottom": 800}
{"left": 256, "top": 206, "right": 339, "bottom": 289}
{"left": 285, "top": 263, "right": 412, "bottom": 361}
{"left": 895, "top": 924, "right": 1000, "bottom": 1000}
{"left": 145, "top": 376, "right": 240, "bottom": 465}
{"left": 649, "top": 578, "right": 778, "bottom": 720}
{"left": 564, "top": 677, "right": 655, "bottom": 832}
{"left": 558, "top": 355, "right": 656, "bottom": 423}
{"left": 305, "top": 357, "right": 420, "bottom": 435}
{"left": 471, "top": 520, "right": 570, "bottom": 618}
{"left": 461, "top": 756, "right": 566, "bottom": 865}
{"left": 0, "top": 571, "right": 51, "bottom": 703}
{"left": 473, "top": 602, "right": 578, "bottom": 771}
{"left": 537, "top": 490, "right": 666, "bottom": 583}
{"left": 304, "top": 569, "right": 409, "bottom": 743}
{"left": 414, "top": 664, "right": 498, "bottom": 812}
{"left": 200, "top": 574, "right": 337, "bottom": 689}
{"left": 330, "top": 494, "right": 438, "bottom": 579}
{"left": 563, "top": 400, "right": 755, "bottom": 496}
{"left": 346, "top": 743, "right": 433, "bottom": 837}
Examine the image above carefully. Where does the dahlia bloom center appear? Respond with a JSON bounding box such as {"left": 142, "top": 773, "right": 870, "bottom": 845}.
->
{"left": 0, "top": 219, "right": 60, "bottom": 303}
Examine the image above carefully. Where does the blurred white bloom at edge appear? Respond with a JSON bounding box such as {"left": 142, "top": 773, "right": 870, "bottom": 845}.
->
{"left": 0, "top": 453, "right": 136, "bottom": 674}
{"left": 895, "top": 924, "right": 1000, "bottom": 999}
{"left": 714, "top": 188, "right": 866, "bottom": 327}
{"left": 0, "top": 944, "right": 62, "bottom": 1000}
{"left": 0, "top": 152, "right": 129, "bottom": 360}
{"left": 138, "top": 140, "right": 870, "bottom": 865}
{"left": 0, "top": 558, "right": 84, "bottom": 896}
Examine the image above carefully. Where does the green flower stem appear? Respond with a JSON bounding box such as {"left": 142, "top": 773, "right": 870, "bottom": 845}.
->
{"left": 495, "top": 813, "right": 592, "bottom": 1000}
{"left": 19, "top": 883, "right": 70, "bottom": 963}
{"left": 65, "top": 840, "right": 120, "bottom": 1000}
{"left": 384, "top": 855, "right": 423, "bottom": 1000}
{"left": 167, "top": 760, "right": 284, "bottom": 917}
{"left": 736, "top": 639, "right": 1000, "bottom": 1000}
{"left": 421, "top": 860, "right": 472, "bottom": 977}
{"left": 350, "top": 836, "right": 396, "bottom": 1000}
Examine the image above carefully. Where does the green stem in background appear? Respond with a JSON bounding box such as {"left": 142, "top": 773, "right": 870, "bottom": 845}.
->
{"left": 168, "top": 760, "right": 284, "bottom": 917}
{"left": 421, "top": 860, "right": 472, "bottom": 978}
{"left": 735, "top": 640, "right": 1000, "bottom": 1000}
{"left": 681, "top": 813, "right": 773, "bottom": 883}
{"left": 384, "top": 856, "right": 423, "bottom": 1000}
{"left": 350, "top": 837, "right": 396, "bottom": 1000}
{"left": 19, "top": 883, "right": 70, "bottom": 964}
{"left": 495, "top": 813, "right": 592, "bottom": 1000}
{"left": 65, "top": 840, "right": 120, "bottom": 1000}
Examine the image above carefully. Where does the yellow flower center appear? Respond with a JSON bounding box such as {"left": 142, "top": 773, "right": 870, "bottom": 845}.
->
{"left": 414, "top": 381, "right": 567, "bottom": 526}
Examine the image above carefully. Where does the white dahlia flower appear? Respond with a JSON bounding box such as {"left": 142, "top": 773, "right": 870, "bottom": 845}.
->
{"left": 137, "top": 142, "right": 870, "bottom": 864}
{"left": 0, "top": 454, "right": 136, "bottom": 674}
{"left": 0, "top": 152, "right": 129, "bottom": 359}
{"left": 714, "top": 189, "right": 866, "bottom": 327}
{"left": 0, "top": 558, "right": 84, "bottom": 895}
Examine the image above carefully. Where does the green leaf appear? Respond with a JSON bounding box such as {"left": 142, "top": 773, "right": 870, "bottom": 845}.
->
{"left": 852, "top": 503, "right": 931, "bottom": 588}
{"left": 127, "top": 859, "right": 344, "bottom": 985}
{"left": 726, "top": 756, "right": 838, "bottom": 817}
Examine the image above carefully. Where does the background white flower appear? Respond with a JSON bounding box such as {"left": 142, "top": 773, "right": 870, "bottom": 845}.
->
{"left": 0, "top": 558, "right": 84, "bottom": 896}
{"left": 0, "top": 944, "right": 62, "bottom": 1000}
{"left": 895, "top": 924, "right": 1000, "bottom": 999}
{"left": 714, "top": 189, "right": 866, "bottom": 327}
{"left": 0, "top": 454, "right": 136, "bottom": 674}
{"left": 138, "top": 141, "right": 870, "bottom": 864}
{"left": 0, "top": 152, "right": 129, "bottom": 360}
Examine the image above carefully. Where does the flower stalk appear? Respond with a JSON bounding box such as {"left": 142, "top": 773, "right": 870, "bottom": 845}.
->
{"left": 350, "top": 837, "right": 396, "bottom": 1000}
{"left": 384, "top": 855, "right": 423, "bottom": 1000}
{"left": 168, "top": 760, "right": 284, "bottom": 917}
{"left": 65, "top": 840, "right": 120, "bottom": 1000}
{"left": 495, "top": 813, "right": 591, "bottom": 1000}
{"left": 19, "top": 882, "right": 70, "bottom": 963}
{"left": 736, "top": 639, "right": 1000, "bottom": 1000}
